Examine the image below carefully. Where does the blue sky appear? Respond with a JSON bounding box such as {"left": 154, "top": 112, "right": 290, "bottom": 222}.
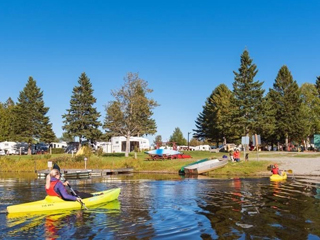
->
{"left": 0, "top": 1, "right": 319, "bottom": 144}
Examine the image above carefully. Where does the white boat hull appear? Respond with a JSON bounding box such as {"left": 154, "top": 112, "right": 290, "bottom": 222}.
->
{"left": 184, "top": 159, "right": 228, "bottom": 175}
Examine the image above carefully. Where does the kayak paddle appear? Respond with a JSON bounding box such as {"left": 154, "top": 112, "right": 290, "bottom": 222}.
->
{"left": 67, "top": 183, "right": 88, "bottom": 210}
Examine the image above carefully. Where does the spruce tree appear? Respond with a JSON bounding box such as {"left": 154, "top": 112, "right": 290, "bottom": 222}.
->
{"left": 300, "top": 83, "right": 320, "bottom": 139}
{"left": 62, "top": 72, "right": 102, "bottom": 145}
{"left": 232, "top": 50, "right": 265, "bottom": 138}
{"left": 169, "top": 127, "right": 187, "bottom": 146}
{"left": 153, "top": 135, "right": 162, "bottom": 146}
{"left": 255, "top": 93, "right": 276, "bottom": 145}
{"left": 0, "top": 98, "right": 16, "bottom": 141}
{"left": 315, "top": 76, "right": 320, "bottom": 97}
{"left": 13, "top": 77, "right": 55, "bottom": 154}
{"left": 268, "top": 66, "right": 306, "bottom": 145}
{"left": 194, "top": 84, "right": 235, "bottom": 146}
{"left": 103, "top": 72, "right": 158, "bottom": 157}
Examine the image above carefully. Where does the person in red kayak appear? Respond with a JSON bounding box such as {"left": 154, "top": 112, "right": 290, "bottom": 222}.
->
{"left": 46, "top": 169, "right": 81, "bottom": 201}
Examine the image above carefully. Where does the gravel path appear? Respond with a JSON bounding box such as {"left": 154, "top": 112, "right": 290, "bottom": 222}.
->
{"left": 253, "top": 155, "right": 320, "bottom": 176}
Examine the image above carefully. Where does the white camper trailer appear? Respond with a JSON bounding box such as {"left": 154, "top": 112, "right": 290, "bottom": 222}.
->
{"left": 0, "top": 141, "right": 18, "bottom": 155}
{"left": 50, "top": 142, "right": 67, "bottom": 149}
{"left": 194, "top": 145, "right": 211, "bottom": 151}
{"left": 110, "top": 136, "right": 150, "bottom": 153}
{"left": 95, "top": 142, "right": 112, "bottom": 153}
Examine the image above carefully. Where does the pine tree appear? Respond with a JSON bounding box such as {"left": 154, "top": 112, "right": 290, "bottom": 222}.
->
{"left": 315, "top": 76, "right": 320, "bottom": 97}
{"left": 268, "top": 66, "right": 306, "bottom": 145}
{"left": 232, "top": 50, "right": 265, "bottom": 138}
{"left": 153, "top": 135, "right": 162, "bottom": 146}
{"left": 62, "top": 72, "right": 102, "bottom": 145}
{"left": 255, "top": 93, "right": 276, "bottom": 144}
{"left": 194, "top": 84, "right": 235, "bottom": 146}
{"left": 169, "top": 127, "right": 187, "bottom": 145}
{"left": 300, "top": 83, "right": 320, "bottom": 138}
{"left": 40, "top": 117, "right": 57, "bottom": 144}
{"left": 0, "top": 98, "right": 16, "bottom": 141}
{"left": 103, "top": 72, "right": 158, "bottom": 157}
{"left": 13, "top": 77, "right": 55, "bottom": 154}
{"left": 59, "top": 131, "right": 74, "bottom": 143}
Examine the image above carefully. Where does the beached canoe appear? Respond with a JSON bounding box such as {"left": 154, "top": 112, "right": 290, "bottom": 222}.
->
{"left": 7, "top": 188, "right": 121, "bottom": 214}
{"left": 184, "top": 158, "right": 228, "bottom": 175}
{"left": 270, "top": 172, "right": 287, "bottom": 181}
{"left": 179, "top": 158, "right": 209, "bottom": 175}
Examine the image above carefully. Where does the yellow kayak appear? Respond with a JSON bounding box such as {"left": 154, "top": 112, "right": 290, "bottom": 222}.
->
{"left": 270, "top": 172, "right": 287, "bottom": 181}
{"left": 7, "top": 188, "right": 120, "bottom": 214}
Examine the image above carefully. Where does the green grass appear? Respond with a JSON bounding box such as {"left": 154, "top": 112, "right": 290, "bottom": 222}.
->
{"left": 1, "top": 150, "right": 317, "bottom": 176}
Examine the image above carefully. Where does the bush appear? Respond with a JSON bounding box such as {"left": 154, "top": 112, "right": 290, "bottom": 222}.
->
{"left": 52, "top": 148, "right": 65, "bottom": 154}
{"left": 96, "top": 148, "right": 103, "bottom": 157}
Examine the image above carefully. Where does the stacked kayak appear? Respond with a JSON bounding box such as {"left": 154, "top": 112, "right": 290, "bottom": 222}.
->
{"left": 270, "top": 172, "right": 287, "bottom": 181}
{"left": 7, "top": 188, "right": 120, "bottom": 214}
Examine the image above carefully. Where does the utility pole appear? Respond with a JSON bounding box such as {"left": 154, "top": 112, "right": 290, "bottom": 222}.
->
{"left": 188, "top": 132, "right": 191, "bottom": 150}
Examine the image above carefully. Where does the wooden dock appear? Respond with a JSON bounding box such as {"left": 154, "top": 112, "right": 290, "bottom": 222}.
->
{"left": 91, "top": 168, "right": 134, "bottom": 176}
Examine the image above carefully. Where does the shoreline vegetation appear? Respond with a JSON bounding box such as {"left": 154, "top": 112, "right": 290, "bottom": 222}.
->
{"left": 1, "top": 151, "right": 320, "bottom": 177}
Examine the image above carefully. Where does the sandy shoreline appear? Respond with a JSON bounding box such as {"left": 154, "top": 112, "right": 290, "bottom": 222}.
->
{"left": 254, "top": 156, "right": 320, "bottom": 176}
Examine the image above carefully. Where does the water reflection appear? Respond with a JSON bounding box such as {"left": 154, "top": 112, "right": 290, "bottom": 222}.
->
{"left": 0, "top": 174, "right": 320, "bottom": 239}
{"left": 5, "top": 200, "right": 121, "bottom": 239}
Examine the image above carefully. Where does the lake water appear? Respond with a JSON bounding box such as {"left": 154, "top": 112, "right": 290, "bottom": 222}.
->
{"left": 0, "top": 173, "right": 320, "bottom": 239}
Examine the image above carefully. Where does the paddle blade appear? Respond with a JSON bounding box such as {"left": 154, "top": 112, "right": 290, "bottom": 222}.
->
{"left": 286, "top": 169, "right": 293, "bottom": 174}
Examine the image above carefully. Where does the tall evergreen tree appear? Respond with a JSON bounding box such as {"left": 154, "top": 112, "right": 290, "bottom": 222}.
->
{"left": 194, "top": 84, "right": 235, "bottom": 146}
{"left": 0, "top": 98, "right": 16, "bottom": 141}
{"left": 268, "top": 66, "right": 306, "bottom": 145}
{"left": 59, "top": 131, "right": 74, "bottom": 143}
{"left": 256, "top": 93, "right": 277, "bottom": 144}
{"left": 315, "top": 76, "right": 320, "bottom": 97}
{"left": 62, "top": 72, "right": 102, "bottom": 145}
{"left": 103, "top": 72, "right": 158, "bottom": 157}
{"left": 232, "top": 50, "right": 265, "bottom": 138}
{"left": 153, "top": 135, "right": 162, "bottom": 146}
{"left": 13, "top": 77, "right": 55, "bottom": 154}
{"left": 300, "top": 83, "right": 320, "bottom": 138}
{"left": 169, "top": 127, "right": 187, "bottom": 146}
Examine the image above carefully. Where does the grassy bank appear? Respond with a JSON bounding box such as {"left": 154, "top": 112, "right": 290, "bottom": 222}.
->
{"left": 1, "top": 151, "right": 318, "bottom": 176}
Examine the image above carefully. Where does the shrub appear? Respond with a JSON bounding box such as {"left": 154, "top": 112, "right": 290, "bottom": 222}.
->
{"left": 96, "top": 148, "right": 103, "bottom": 157}
{"left": 52, "top": 148, "right": 65, "bottom": 154}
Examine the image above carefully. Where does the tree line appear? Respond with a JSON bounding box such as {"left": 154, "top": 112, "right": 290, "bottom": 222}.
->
{"left": 193, "top": 50, "right": 320, "bottom": 149}
{"left": 0, "top": 72, "right": 158, "bottom": 156}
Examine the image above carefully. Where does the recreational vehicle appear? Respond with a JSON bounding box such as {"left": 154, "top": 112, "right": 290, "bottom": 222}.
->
{"left": 50, "top": 142, "right": 67, "bottom": 149}
{"left": 110, "top": 136, "right": 150, "bottom": 153}
{"left": 0, "top": 141, "right": 19, "bottom": 155}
